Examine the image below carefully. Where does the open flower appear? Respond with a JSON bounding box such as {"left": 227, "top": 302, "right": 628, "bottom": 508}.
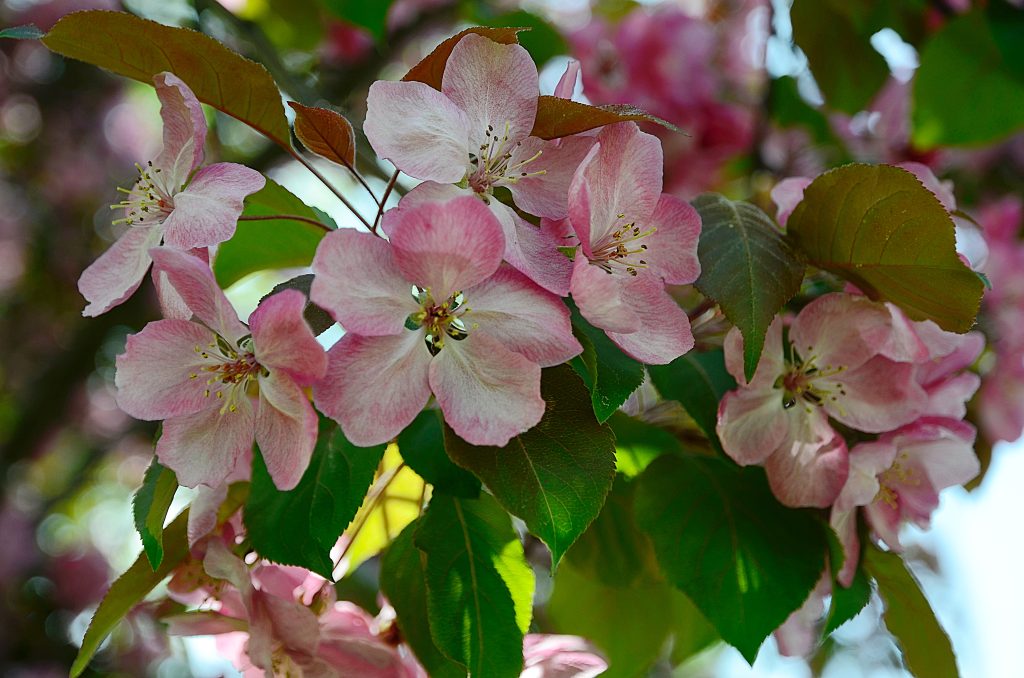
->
{"left": 115, "top": 248, "right": 326, "bottom": 490}
{"left": 364, "top": 33, "right": 594, "bottom": 294}
{"left": 78, "top": 72, "right": 264, "bottom": 317}
{"left": 566, "top": 122, "right": 701, "bottom": 364}
{"left": 716, "top": 293, "right": 928, "bottom": 507}
{"left": 311, "top": 195, "right": 580, "bottom": 447}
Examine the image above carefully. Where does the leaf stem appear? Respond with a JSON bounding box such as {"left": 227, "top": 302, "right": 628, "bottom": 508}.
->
{"left": 372, "top": 169, "right": 400, "bottom": 234}
{"left": 237, "top": 213, "right": 332, "bottom": 232}
{"left": 289, "top": 150, "right": 373, "bottom": 231}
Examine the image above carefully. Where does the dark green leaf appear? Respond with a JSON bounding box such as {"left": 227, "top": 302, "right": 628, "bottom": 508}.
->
{"left": 322, "top": 0, "right": 393, "bottom": 41}
{"left": 215, "top": 178, "right": 329, "bottom": 288}
{"left": 786, "top": 163, "right": 984, "bottom": 333}
{"left": 790, "top": 0, "right": 890, "bottom": 114}
{"left": 132, "top": 458, "right": 177, "bottom": 570}
{"left": 262, "top": 274, "right": 335, "bottom": 336}
{"left": 634, "top": 456, "right": 829, "bottom": 663}
{"left": 41, "top": 11, "right": 291, "bottom": 148}
{"left": 245, "top": 417, "right": 386, "bottom": 577}
{"left": 71, "top": 510, "right": 190, "bottom": 677}
{"left": 444, "top": 365, "right": 616, "bottom": 569}
{"left": 0, "top": 24, "right": 44, "bottom": 40}
{"left": 692, "top": 193, "right": 806, "bottom": 381}
{"left": 609, "top": 412, "right": 683, "bottom": 477}
{"left": 414, "top": 493, "right": 533, "bottom": 678}
{"left": 864, "top": 547, "right": 958, "bottom": 678}
{"left": 568, "top": 301, "right": 645, "bottom": 422}
{"left": 397, "top": 410, "right": 480, "bottom": 498}
{"left": 826, "top": 566, "right": 871, "bottom": 635}
{"left": 648, "top": 349, "right": 735, "bottom": 454}
{"left": 380, "top": 522, "right": 465, "bottom": 678}
{"left": 913, "top": 6, "right": 1024, "bottom": 147}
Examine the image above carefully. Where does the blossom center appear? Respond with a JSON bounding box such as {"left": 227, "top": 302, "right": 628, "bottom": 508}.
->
{"left": 405, "top": 285, "right": 471, "bottom": 356}
{"left": 875, "top": 452, "right": 919, "bottom": 508}
{"left": 191, "top": 335, "right": 265, "bottom": 414}
{"left": 777, "top": 347, "right": 847, "bottom": 412}
{"left": 589, "top": 215, "right": 655, "bottom": 277}
{"left": 112, "top": 161, "right": 175, "bottom": 227}
{"left": 465, "top": 121, "right": 545, "bottom": 198}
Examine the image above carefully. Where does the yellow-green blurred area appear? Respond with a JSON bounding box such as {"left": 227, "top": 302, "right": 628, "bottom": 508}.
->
{"left": 2, "top": 0, "right": 1024, "bottom": 676}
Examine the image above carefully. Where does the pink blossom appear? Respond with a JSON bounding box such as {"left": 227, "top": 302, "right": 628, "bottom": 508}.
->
{"left": 716, "top": 293, "right": 928, "bottom": 507}
{"left": 115, "top": 248, "right": 326, "bottom": 490}
{"left": 522, "top": 634, "right": 608, "bottom": 678}
{"left": 78, "top": 72, "right": 264, "bottom": 317}
{"left": 311, "top": 195, "right": 580, "bottom": 447}
{"left": 773, "top": 575, "right": 830, "bottom": 657}
{"left": 566, "top": 122, "right": 701, "bottom": 365}
{"left": 364, "top": 33, "right": 594, "bottom": 294}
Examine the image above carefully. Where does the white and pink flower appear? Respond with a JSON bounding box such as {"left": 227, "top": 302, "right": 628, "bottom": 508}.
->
{"left": 311, "top": 195, "right": 580, "bottom": 447}
{"left": 115, "top": 248, "right": 326, "bottom": 491}
{"left": 364, "top": 33, "right": 594, "bottom": 295}
{"left": 78, "top": 72, "right": 264, "bottom": 317}
{"left": 566, "top": 122, "right": 701, "bottom": 365}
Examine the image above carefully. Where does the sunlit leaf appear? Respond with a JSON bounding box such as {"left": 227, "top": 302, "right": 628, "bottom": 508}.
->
{"left": 786, "top": 163, "right": 983, "bottom": 333}
{"left": 414, "top": 493, "right": 534, "bottom": 678}
{"left": 41, "top": 11, "right": 291, "bottom": 148}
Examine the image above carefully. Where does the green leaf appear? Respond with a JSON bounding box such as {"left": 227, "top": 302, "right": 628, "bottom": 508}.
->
{"left": 414, "top": 493, "right": 534, "bottom": 678}
{"left": 790, "top": 0, "right": 890, "bottom": 114}
{"left": 71, "top": 509, "right": 190, "bottom": 677}
{"left": 787, "top": 163, "right": 984, "bottom": 333}
{"left": 397, "top": 410, "right": 480, "bottom": 498}
{"left": 0, "top": 24, "right": 44, "bottom": 40}
{"left": 825, "top": 565, "right": 871, "bottom": 635}
{"left": 322, "top": 0, "right": 393, "bottom": 41}
{"left": 648, "top": 349, "right": 735, "bottom": 454}
{"left": 551, "top": 479, "right": 716, "bottom": 676}
{"left": 864, "top": 547, "right": 958, "bottom": 678}
{"left": 41, "top": 11, "right": 291, "bottom": 148}
{"left": 609, "top": 412, "right": 683, "bottom": 477}
{"left": 531, "top": 96, "right": 680, "bottom": 140}
{"left": 444, "top": 365, "right": 616, "bottom": 569}
{"left": 692, "top": 193, "right": 806, "bottom": 381}
{"left": 245, "top": 417, "right": 386, "bottom": 577}
{"left": 261, "top": 274, "right": 335, "bottom": 336}
{"left": 568, "top": 301, "right": 645, "bottom": 423}
{"left": 913, "top": 6, "right": 1024, "bottom": 148}
{"left": 215, "top": 178, "right": 329, "bottom": 288}
{"left": 634, "top": 456, "right": 829, "bottom": 663}
{"left": 131, "top": 458, "right": 177, "bottom": 570}
{"left": 380, "top": 522, "right": 465, "bottom": 678}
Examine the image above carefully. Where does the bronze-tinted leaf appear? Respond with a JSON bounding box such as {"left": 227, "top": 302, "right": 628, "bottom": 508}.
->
{"left": 288, "top": 101, "right": 356, "bottom": 168}
{"left": 530, "top": 97, "right": 680, "bottom": 140}
{"left": 402, "top": 26, "right": 525, "bottom": 90}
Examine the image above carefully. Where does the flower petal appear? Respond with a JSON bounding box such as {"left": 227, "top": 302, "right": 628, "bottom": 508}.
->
{"left": 827, "top": 356, "right": 926, "bottom": 432}
{"left": 250, "top": 289, "right": 327, "bottom": 386}
{"left": 441, "top": 33, "right": 539, "bottom": 149}
{"left": 314, "top": 332, "right": 432, "bottom": 447}
{"left": 569, "top": 123, "right": 662, "bottom": 253}
{"left": 723, "top": 320, "right": 787, "bottom": 389}
{"left": 429, "top": 331, "right": 544, "bottom": 447}
{"left": 570, "top": 256, "right": 638, "bottom": 334}
{"left": 79, "top": 225, "right": 163, "bottom": 317}
{"left": 836, "top": 440, "right": 897, "bottom": 511}
{"left": 829, "top": 505, "right": 860, "bottom": 588}
{"left": 156, "top": 247, "right": 209, "bottom": 320}
{"left": 491, "top": 201, "right": 574, "bottom": 295}
{"left": 765, "top": 420, "right": 849, "bottom": 508}
{"left": 604, "top": 277, "right": 694, "bottom": 364}
{"left": 255, "top": 370, "right": 319, "bottom": 491}
{"left": 770, "top": 177, "right": 811, "bottom": 227}
{"left": 364, "top": 80, "right": 471, "bottom": 183}
{"left": 157, "top": 399, "right": 255, "bottom": 488}
{"left": 387, "top": 195, "right": 504, "bottom": 300}
{"left": 464, "top": 264, "right": 581, "bottom": 367}
{"left": 161, "top": 163, "right": 265, "bottom": 249}
{"left": 504, "top": 135, "right": 595, "bottom": 220}
{"left": 790, "top": 293, "right": 898, "bottom": 371}
{"left": 311, "top": 228, "right": 418, "bottom": 337}
{"left": 150, "top": 247, "right": 249, "bottom": 344}
{"left": 717, "top": 388, "right": 790, "bottom": 466}
{"left": 115, "top": 319, "right": 217, "bottom": 420}
{"left": 643, "top": 194, "right": 702, "bottom": 285}
{"left": 153, "top": 72, "right": 206, "bottom": 191}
